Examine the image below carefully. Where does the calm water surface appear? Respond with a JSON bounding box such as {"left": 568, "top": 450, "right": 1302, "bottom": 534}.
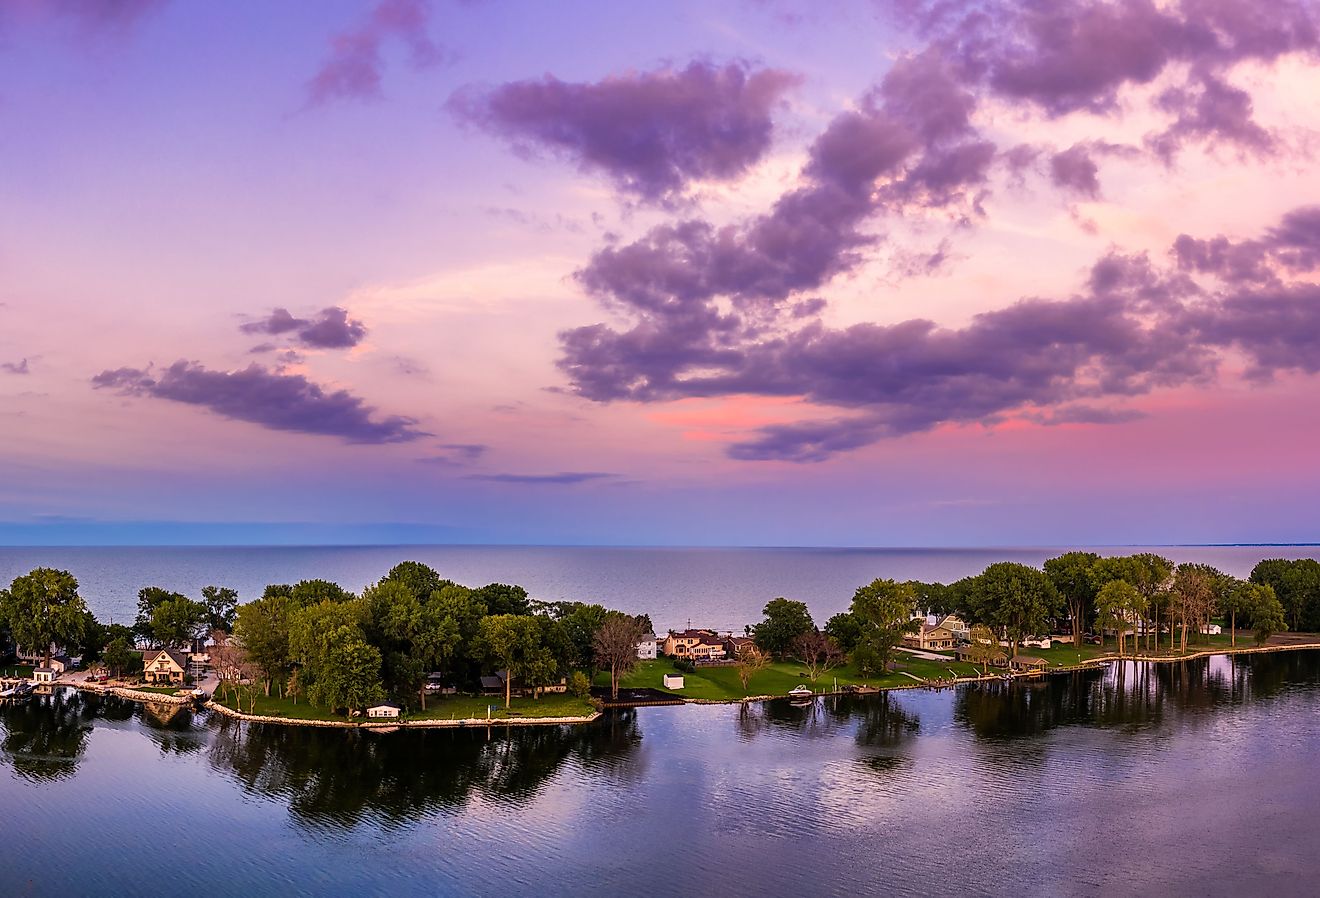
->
{"left": 3, "top": 651, "right": 1319, "bottom": 896}
{"left": 2, "top": 544, "right": 1317, "bottom": 631}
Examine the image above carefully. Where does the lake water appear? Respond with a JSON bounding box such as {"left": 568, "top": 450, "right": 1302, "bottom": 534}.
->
{"left": 2, "top": 651, "right": 1319, "bottom": 896}
{"left": 2, "top": 544, "right": 1317, "bottom": 633}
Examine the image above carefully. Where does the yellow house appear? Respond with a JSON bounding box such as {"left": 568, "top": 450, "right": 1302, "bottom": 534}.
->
{"left": 142, "top": 648, "right": 188, "bottom": 686}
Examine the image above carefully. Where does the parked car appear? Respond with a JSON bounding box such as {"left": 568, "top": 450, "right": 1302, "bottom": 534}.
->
{"left": 1083, "top": 634, "right": 1103, "bottom": 645}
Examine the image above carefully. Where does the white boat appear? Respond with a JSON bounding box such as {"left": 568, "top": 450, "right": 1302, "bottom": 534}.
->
{"left": 788, "top": 685, "right": 814, "bottom": 697}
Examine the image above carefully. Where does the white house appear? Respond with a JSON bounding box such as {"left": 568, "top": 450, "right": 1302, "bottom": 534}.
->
{"left": 662, "top": 673, "right": 684, "bottom": 690}
{"left": 32, "top": 667, "right": 56, "bottom": 684}
{"left": 1201, "top": 623, "right": 1223, "bottom": 635}
{"left": 366, "top": 703, "right": 403, "bottom": 719}
{"left": 637, "top": 633, "right": 658, "bottom": 660}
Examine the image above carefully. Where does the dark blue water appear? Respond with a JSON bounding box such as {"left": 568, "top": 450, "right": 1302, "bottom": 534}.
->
{"left": 2, "top": 544, "right": 1316, "bottom": 633}
{"left": 2, "top": 651, "right": 1318, "bottom": 896}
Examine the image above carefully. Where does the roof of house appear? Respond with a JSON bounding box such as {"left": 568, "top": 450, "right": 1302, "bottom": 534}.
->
{"left": 638, "top": 633, "right": 658, "bottom": 642}
{"left": 369, "top": 702, "right": 403, "bottom": 711}
{"left": 144, "top": 648, "right": 188, "bottom": 669}
{"left": 479, "top": 675, "right": 505, "bottom": 689}
{"left": 668, "top": 629, "right": 717, "bottom": 640}
{"left": 1012, "top": 655, "right": 1047, "bottom": 665}
{"left": 34, "top": 666, "right": 54, "bottom": 673}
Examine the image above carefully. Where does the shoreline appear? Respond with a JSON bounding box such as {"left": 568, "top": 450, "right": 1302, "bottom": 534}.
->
{"left": 46, "top": 639, "right": 1320, "bottom": 729}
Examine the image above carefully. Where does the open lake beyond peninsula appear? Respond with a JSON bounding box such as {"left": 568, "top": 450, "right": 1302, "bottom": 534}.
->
{"left": 4, "top": 649, "right": 1320, "bottom": 897}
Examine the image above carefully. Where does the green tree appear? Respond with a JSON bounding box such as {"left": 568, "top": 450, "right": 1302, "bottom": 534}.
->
{"left": 1094, "top": 580, "right": 1144, "bottom": 655}
{"left": 906, "top": 581, "right": 956, "bottom": 617}
{"left": 1245, "top": 583, "right": 1287, "bottom": 645}
{"left": 473, "top": 583, "right": 531, "bottom": 617}
{"left": 201, "top": 586, "right": 239, "bottom": 633}
{"left": 311, "top": 628, "right": 385, "bottom": 716}
{"left": 233, "top": 594, "right": 295, "bottom": 696}
{"left": 1170, "top": 564, "right": 1216, "bottom": 654}
{"left": 149, "top": 595, "right": 209, "bottom": 648}
{"left": 474, "top": 614, "right": 548, "bottom": 708}
{"left": 557, "top": 602, "right": 609, "bottom": 673}
{"left": 823, "top": 612, "right": 863, "bottom": 652}
{"left": 966, "top": 563, "right": 1060, "bottom": 657}
{"left": 290, "top": 579, "right": 354, "bottom": 607}
{"left": 1220, "top": 579, "right": 1251, "bottom": 646}
{"left": 1092, "top": 554, "right": 1172, "bottom": 651}
{"left": 0, "top": 569, "right": 89, "bottom": 667}
{"left": 849, "top": 579, "right": 919, "bottom": 675}
{"left": 1044, "top": 551, "right": 1100, "bottom": 647}
{"left": 1250, "top": 559, "right": 1320, "bottom": 632}
{"left": 133, "top": 586, "right": 187, "bottom": 643}
{"left": 381, "top": 561, "right": 452, "bottom": 602}
{"left": 102, "top": 627, "right": 141, "bottom": 678}
{"left": 752, "top": 597, "right": 814, "bottom": 657}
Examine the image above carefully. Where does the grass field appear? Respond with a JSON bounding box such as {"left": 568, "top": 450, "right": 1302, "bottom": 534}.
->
{"left": 1, "top": 665, "right": 34, "bottom": 679}
{"left": 133, "top": 685, "right": 189, "bottom": 695}
{"left": 598, "top": 655, "right": 986, "bottom": 701}
{"left": 212, "top": 689, "right": 594, "bottom": 722}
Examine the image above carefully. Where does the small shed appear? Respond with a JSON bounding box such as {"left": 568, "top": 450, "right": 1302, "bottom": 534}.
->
{"left": 480, "top": 675, "right": 505, "bottom": 696}
{"left": 33, "top": 667, "right": 56, "bottom": 684}
{"left": 366, "top": 703, "right": 403, "bottom": 719}
{"left": 662, "top": 673, "right": 685, "bottom": 690}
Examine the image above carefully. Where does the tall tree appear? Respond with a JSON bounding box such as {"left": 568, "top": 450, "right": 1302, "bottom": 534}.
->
{"left": 0, "top": 569, "right": 89, "bottom": 667}
{"left": 558, "top": 602, "right": 610, "bottom": 673}
{"left": 1094, "top": 580, "right": 1144, "bottom": 655}
{"left": 1044, "top": 551, "right": 1100, "bottom": 647}
{"left": 735, "top": 645, "right": 770, "bottom": 692}
{"left": 1245, "top": 583, "right": 1287, "bottom": 646}
{"left": 134, "top": 586, "right": 188, "bottom": 643}
{"left": 1250, "top": 559, "right": 1320, "bottom": 632}
{"left": 201, "top": 586, "right": 239, "bottom": 633}
{"left": 473, "top": 583, "right": 532, "bottom": 617}
{"left": 752, "top": 597, "right": 814, "bottom": 658}
{"left": 594, "top": 614, "right": 646, "bottom": 700}
{"left": 233, "top": 594, "right": 295, "bottom": 696}
{"left": 1092, "top": 554, "right": 1173, "bottom": 650}
{"left": 965, "top": 624, "right": 1001, "bottom": 672}
{"left": 966, "top": 563, "right": 1060, "bottom": 658}
{"left": 475, "top": 614, "right": 548, "bottom": 708}
{"left": 823, "top": 612, "right": 863, "bottom": 653}
{"left": 381, "top": 561, "right": 451, "bottom": 602}
{"left": 290, "top": 579, "right": 354, "bottom": 607}
{"left": 149, "top": 595, "right": 209, "bottom": 648}
{"left": 1170, "top": 564, "right": 1216, "bottom": 654}
{"left": 849, "top": 579, "right": 920, "bottom": 675}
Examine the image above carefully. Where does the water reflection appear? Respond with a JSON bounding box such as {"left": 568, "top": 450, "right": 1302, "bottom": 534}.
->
{"left": 0, "top": 688, "right": 95, "bottom": 782}
{"left": 206, "top": 710, "right": 643, "bottom": 828}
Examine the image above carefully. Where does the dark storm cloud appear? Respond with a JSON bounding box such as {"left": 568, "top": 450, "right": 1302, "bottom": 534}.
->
{"left": 91, "top": 361, "right": 426, "bottom": 443}
{"left": 241, "top": 307, "right": 368, "bottom": 350}
{"left": 449, "top": 61, "right": 800, "bottom": 204}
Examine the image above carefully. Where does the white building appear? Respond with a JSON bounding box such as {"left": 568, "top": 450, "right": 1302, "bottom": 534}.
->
{"left": 366, "top": 703, "right": 402, "bottom": 719}
{"left": 662, "top": 673, "right": 684, "bottom": 690}
{"left": 637, "top": 633, "right": 658, "bottom": 660}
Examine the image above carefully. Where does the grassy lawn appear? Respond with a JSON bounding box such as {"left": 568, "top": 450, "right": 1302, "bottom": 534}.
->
{"left": 211, "top": 690, "right": 594, "bottom": 722}
{"left": 409, "top": 694, "right": 594, "bottom": 721}
{"left": 600, "top": 656, "right": 986, "bottom": 701}
{"left": 133, "top": 685, "right": 190, "bottom": 695}
{"left": 1, "top": 665, "right": 34, "bottom": 679}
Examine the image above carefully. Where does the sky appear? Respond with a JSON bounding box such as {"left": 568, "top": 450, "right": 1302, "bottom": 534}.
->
{"left": 2, "top": 0, "right": 1320, "bottom": 547}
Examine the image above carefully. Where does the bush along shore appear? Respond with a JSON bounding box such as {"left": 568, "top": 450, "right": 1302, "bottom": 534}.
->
{"left": 2, "top": 553, "right": 1318, "bottom": 728}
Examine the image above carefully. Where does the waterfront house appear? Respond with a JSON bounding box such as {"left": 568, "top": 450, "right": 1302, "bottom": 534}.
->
{"left": 367, "top": 703, "right": 403, "bottom": 719}
{"left": 663, "top": 629, "right": 719, "bottom": 657}
{"left": 1009, "top": 655, "right": 1048, "bottom": 673}
{"left": 1202, "top": 623, "right": 1223, "bottom": 635}
{"left": 723, "top": 635, "right": 757, "bottom": 658}
{"left": 637, "top": 633, "right": 658, "bottom": 660}
{"left": 142, "top": 648, "right": 188, "bottom": 686}
{"left": 938, "top": 615, "right": 971, "bottom": 642}
{"left": 424, "top": 673, "right": 458, "bottom": 695}
{"left": 662, "top": 673, "right": 685, "bottom": 690}
{"left": 33, "top": 667, "right": 56, "bottom": 684}
{"left": 904, "top": 621, "right": 956, "bottom": 651}
{"left": 480, "top": 675, "right": 505, "bottom": 696}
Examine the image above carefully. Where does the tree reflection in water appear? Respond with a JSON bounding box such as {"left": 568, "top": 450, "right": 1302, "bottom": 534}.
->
{"left": 735, "top": 693, "right": 921, "bottom": 774}
{"left": 207, "top": 710, "right": 643, "bottom": 828}
{"left": 0, "top": 687, "right": 95, "bottom": 782}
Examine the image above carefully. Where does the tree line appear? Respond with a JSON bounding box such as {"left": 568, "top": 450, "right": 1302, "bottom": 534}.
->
{"left": 744, "top": 553, "right": 1298, "bottom": 676}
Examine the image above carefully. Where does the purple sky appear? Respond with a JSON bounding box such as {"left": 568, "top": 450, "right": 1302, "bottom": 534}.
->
{"left": 2, "top": 0, "right": 1320, "bottom": 546}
